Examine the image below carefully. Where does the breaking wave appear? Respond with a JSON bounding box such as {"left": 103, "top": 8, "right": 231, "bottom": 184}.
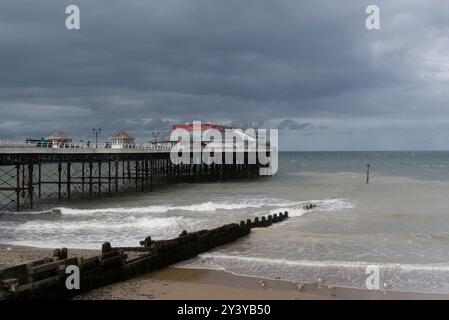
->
{"left": 19, "top": 198, "right": 353, "bottom": 217}
{"left": 8, "top": 216, "right": 187, "bottom": 232}
{"left": 180, "top": 253, "right": 449, "bottom": 293}
{"left": 21, "top": 197, "right": 307, "bottom": 216}
{"left": 268, "top": 198, "right": 353, "bottom": 217}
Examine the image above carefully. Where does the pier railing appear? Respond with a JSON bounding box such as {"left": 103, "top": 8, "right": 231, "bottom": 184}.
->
{"left": 0, "top": 141, "right": 173, "bottom": 150}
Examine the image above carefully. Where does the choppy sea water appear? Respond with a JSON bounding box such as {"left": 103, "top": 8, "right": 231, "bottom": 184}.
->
{"left": 2, "top": 151, "right": 449, "bottom": 293}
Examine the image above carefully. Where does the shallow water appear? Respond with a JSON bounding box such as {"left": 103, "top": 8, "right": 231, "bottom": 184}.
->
{"left": 2, "top": 151, "right": 449, "bottom": 292}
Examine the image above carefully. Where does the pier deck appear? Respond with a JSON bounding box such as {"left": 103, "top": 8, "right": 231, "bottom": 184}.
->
{"left": 0, "top": 145, "right": 265, "bottom": 212}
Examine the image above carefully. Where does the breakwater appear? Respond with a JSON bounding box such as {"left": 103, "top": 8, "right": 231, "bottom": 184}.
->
{"left": 0, "top": 212, "right": 288, "bottom": 300}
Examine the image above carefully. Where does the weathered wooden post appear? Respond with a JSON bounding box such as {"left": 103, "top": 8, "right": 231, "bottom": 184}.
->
{"left": 366, "top": 164, "right": 370, "bottom": 184}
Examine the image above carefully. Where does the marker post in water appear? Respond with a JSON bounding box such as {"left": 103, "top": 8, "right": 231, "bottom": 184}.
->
{"left": 366, "top": 164, "right": 370, "bottom": 184}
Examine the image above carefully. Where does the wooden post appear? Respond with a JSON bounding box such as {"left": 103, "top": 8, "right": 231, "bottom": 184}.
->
{"left": 66, "top": 163, "right": 71, "bottom": 200}
{"left": 366, "top": 164, "right": 370, "bottom": 184}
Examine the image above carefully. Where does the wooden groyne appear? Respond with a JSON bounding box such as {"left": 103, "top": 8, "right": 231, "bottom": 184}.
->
{"left": 0, "top": 212, "right": 288, "bottom": 300}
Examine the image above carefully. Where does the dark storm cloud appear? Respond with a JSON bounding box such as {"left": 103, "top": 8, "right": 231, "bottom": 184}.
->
{"left": 1, "top": 0, "right": 449, "bottom": 149}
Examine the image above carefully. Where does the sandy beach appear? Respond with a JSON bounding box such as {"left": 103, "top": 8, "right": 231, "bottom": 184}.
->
{"left": 1, "top": 245, "right": 448, "bottom": 300}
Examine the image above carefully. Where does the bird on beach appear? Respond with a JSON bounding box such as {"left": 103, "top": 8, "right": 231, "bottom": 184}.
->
{"left": 317, "top": 277, "right": 324, "bottom": 289}
{"left": 259, "top": 280, "right": 266, "bottom": 288}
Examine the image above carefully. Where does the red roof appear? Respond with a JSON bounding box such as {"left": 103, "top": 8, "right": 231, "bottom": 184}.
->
{"left": 172, "top": 124, "right": 228, "bottom": 132}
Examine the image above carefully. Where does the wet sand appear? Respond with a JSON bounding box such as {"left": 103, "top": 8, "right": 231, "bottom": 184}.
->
{"left": 1, "top": 245, "right": 449, "bottom": 300}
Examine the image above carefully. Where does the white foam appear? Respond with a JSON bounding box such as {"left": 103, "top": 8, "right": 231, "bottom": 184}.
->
{"left": 12, "top": 216, "right": 185, "bottom": 232}
{"left": 30, "top": 197, "right": 300, "bottom": 216}
{"left": 52, "top": 206, "right": 172, "bottom": 215}
{"left": 196, "top": 253, "right": 449, "bottom": 272}
{"left": 269, "top": 198, "right": 353, "bottom": 217}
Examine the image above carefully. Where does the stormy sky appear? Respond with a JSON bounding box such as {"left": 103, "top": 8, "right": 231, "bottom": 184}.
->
{"left": 1, "top": 0, "right": 449, "bottom": 150}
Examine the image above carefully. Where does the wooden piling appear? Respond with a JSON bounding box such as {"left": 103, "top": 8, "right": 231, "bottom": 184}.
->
{"left": 366, "top": 164, "right": 370, "bottom": 184}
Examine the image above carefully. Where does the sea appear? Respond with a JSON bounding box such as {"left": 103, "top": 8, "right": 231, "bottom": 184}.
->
{"left": 2, "top": 151, "right": 449, "bottom": 293}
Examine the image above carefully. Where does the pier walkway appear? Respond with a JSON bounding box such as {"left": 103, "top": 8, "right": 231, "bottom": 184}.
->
{"left": 0, "top": 143, "right": 266, "bottom": 212}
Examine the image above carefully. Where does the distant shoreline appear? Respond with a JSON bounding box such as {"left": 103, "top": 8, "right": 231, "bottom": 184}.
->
{"left": 1, "top": 244, "right": 448, "bottom": 300}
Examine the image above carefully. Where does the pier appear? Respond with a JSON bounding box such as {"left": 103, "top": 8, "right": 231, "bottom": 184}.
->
{"left": 0, "top": 143, "right": 267, "bottom": 212}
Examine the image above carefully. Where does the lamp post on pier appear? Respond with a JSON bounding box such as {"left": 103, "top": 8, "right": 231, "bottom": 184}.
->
{"left": 152, "top": 131, "right": 160, "bottom": 144}
{"left": 93, "top": 128, "right": 101, "bottom": 148}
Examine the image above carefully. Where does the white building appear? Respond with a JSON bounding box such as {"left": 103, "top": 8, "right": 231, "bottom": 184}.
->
{"left": 47, "top": 132, "right": 72, "bottom": 148}
{"left": 111, "top": 131, "right": 135, "bottom": 148}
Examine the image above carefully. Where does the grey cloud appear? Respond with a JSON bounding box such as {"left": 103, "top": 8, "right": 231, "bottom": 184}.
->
{"left": 337, "top": 128, "right": 355, "bottom": 135}
{"left": 276, "top": 120, "right": 312, "bottom": 131}
{"left": 1, "top": 0, "right": 449, "bottom": 149}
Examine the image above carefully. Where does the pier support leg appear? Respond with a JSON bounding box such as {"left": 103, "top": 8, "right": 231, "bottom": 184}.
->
{"left": 145, "top": 160, "right": 149, "bottom": 191}
{"left": 98, "top": 162, "right": 102, "bottom": 199}
{"left": 67, "top": 163, "right": 71, "bottom": 200}
{"left": 28, "top": 163, "right": 34, "bottom": 209}
{"left": 38, "top": 163, "right": 42, "bottom": 199}
{"left": 16, "top": 164, "right": 20, "bottom": 212}
{"left": 150, "top": 160, "right": 153, "bottom": 192}
{"left": 89, "top": 162, "right": 93, "bottom": 200}
{"left": 135, "top": 161, "right": 139, "bottom": 192}
{"left": 82, "top": 162, "right": 85, "bottom": 194}
{"left": 115, "top": 161, "right": 119, "bottom": 193}
{"left": 58, "top": 163, "right": 62, "bottom": 201}
{"left": 108, "top": 161, "right": 112, "bottom": 194}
